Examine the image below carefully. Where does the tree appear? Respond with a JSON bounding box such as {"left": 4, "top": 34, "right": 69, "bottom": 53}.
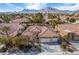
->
{"left": 1, "top": 26, "right": 9, "bottom": 35}
{"left": 48, "top": 13, "right": 57, "bottom": 19}
{"left": 32, "top": 13, "right": 44, "bottom": 23}
{"left": 66, "top": 17, "right": 76, "bottom": 23}
{"left": 51, "top": 20, "right": 59, "bottom": 29}
{"left": 1, "top": 15, "right": 10, "bottom": 23}
{"left": 1, "top": 26, "right": 13, "bottom": 48}
{"left": 57, "top": 14, "right": 61, "bottom": 21}
{"left": 69, "top": 18, "right": 76, "bottom": 23}
{"left": 0, "top": 35, "right": 9, "bottom": 45}
{"left": 32, "top": 32, "right": 41, "bottom": 52}
{"left": 12, "top": 35, "right": 41, "bottom": 52}
{"left": 12, "top": 35, "right": 31, "bottom": 47}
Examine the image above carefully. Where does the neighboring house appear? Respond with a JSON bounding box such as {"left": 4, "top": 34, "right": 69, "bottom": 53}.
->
{"left": 8, "top": 23, "right": 23, "bottom": 36}
{"left": 60, "top": 16, "right": 68, "bottom": 22}
{"left": 15, "top": 16, "right": 21, "bottom": 19}
{"left": 57, "top": 24, "right": 79, "bottom": 41}
{"left": 10, "top": 17, "right": 31, "bottom": 23}
{"left": 75, "top": 19, "right": 79, "bottom": 24}
{"left": 0, "top": 23, "right": 23, "bottom": 36}
{"left": 74, "top": 17, "right": 79, "bottom": 24}
{"left": 22, "top": 25, "right": 59, "bottom": 43}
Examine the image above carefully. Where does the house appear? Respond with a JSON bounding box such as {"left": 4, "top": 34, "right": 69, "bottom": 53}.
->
{"left": 10, "top": 17, "right": 31, "bottom": 23}
{"left": 74, "top": 17, "right": 79, "bottom": 24}
{"left": 57, "top": 24, "right": 79, "bottom": 41}
{"left": 0, "top": 23, "right": 23, "bottom": 36}
{"left": 75, "top": 19, "right": 79, "bottom": 24}
{"left": 22, "top": 25, "right": 59, "bottom": 43}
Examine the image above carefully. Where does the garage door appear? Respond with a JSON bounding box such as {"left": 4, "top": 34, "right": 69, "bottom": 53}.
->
{"left": 40, "top": 38, "right": 58, "bottom": 43}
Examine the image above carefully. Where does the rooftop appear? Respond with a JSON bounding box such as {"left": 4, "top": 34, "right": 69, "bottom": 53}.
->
{"left": 22, "top": 25, "right": 59, "bottom": 38}
{"left": 0, "top": 23, "right": 22, "bottom": 36}
{"left": 58, "top": 24, "right": 79, "bottom": 35}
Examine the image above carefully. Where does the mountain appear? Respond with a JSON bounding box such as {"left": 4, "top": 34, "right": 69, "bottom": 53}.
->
{"left": 19, "top": 9, "right": 39, "bottom": 13}
{"left": 19, "top": 7, "right": 75, "bottom": 14}
{"left": 40, "top": 7, "right": 61, "bottom": 13}
{"left": 1, "top": 7, "right": 78, "bottom": 14}
{"left": 75, "top": 10, "right": 79, "bottom": 13}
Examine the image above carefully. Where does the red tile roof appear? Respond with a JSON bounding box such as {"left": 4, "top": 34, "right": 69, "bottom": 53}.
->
{"left": 22, "top": 26, "right": 59, "bottom": 38}
{"left": 58, "top": 24, "right": 79, "bottom": 35}
{"left": 0, "top": 23, "right": 22, "bottom": 36}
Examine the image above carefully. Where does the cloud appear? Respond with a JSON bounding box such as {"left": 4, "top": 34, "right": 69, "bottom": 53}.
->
{"left": 55, "top": 3, "right": 79, "bottom": 11}
{"left": 0, "top": 3, "right": 79, "bottom": 12}
{"left": 24, "top": 3, "right": 79, "bottom": 11}
{"left": 6, "top": 3, "right": 23, "bottom": 10}
{"left": 0, "top": 9, "right": 7, "bottom": 12}
{"left": 25, "top": 3, "right": 46, "bottom": 10}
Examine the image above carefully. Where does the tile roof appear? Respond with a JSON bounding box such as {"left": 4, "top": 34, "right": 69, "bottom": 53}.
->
{"left": 10, "top": 18, "right": 30, "bottom": 23}
{"left": 58, "top": 24, "right": 79, "bottom": 36}
{"left": 0, "top": 23, "right": 22, "bottom": 36}
{"left": 22, "top": 25, "right": 59, "bottom": 38}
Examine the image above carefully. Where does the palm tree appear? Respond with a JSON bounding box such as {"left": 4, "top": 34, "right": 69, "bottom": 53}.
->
{"left": 30, "top": 27, "right": 42, "bottom": 52}
{"left": 51, "top": 20, "right": 59, "bottom": 30}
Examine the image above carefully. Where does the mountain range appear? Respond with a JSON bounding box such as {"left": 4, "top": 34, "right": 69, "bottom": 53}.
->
{"left": 1, "top": 7, "right": 79, "bottom": 14}
{"left": 19, "top": 7, "right": 79, "bottom": 14}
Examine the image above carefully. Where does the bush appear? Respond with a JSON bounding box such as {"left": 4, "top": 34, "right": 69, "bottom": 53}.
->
{"left": 0, "top": 46, "right": 7, "bottom": 52}
{"left": 18, "top": 44, "right": 32, "bottom": 52}
{"left": 67, "top": 48, "right": 74, "bottom": 52}
{"left": 1, "top": 14, "right": 10, "bottom": 23}
{"left": 0, "top": 35, "right": 9, "bottom": 44}
{"left": 69, "top": 18, "right": 76, "bottom": 23}
{"left": 66, "top": 17, "right": 76, "bottom": 23}
{"left": 60, "top": 42, "right": 67, "bottom": 51}
{"left": 0, "top": 35, "right": 42, "bottom": 52}
{"left": 34, "top": 45, "right": 41, "bottom": 52}
{"left": 12, "top": 35, "right": 30, "bottom": 47}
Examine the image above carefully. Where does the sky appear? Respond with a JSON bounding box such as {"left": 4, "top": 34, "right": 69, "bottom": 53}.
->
{"left": 0, "top": 3, "right": 79, "bottom": 12}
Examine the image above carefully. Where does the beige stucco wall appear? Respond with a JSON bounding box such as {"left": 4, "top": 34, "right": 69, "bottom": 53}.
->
{"left": 76, "top": 20, "right": 79, "bottom": 23}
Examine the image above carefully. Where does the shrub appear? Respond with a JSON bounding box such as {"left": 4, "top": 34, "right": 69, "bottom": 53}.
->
{"left": 0, "top": 35, "right": 42, "bottom": 52}
{"left": 32, "top": 13, "right": 44, "bottom": 23}
{"left": 1, "top": 14, "right": 10, "bottom": 23}
{"left": 34, "top": 45, "right": 41, "bottom": 52}
{"left": 60, "top": 42, "right": 67, "bottom": 51}
{"left": 0, "top": 35, "right": 9, "bottom": 44}
{"left": 0, "top": 46, "right": 7, "bottom": 52}
{"left": 12, "top": 35, "right": 30, "bottom": 47}
{"left": 67, "top": 48, "right": 74, "bottom": 52}
{"left": 18, "top": 44, "right": 32, "bottom": 52}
